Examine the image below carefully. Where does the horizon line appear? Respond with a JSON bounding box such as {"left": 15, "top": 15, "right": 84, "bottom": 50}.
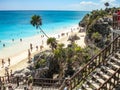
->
{"left": 0, "top": 9, "right": 91, "bottom": 12}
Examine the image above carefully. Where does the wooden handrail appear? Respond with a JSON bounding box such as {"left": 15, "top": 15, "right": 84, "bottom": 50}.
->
{"left": 33, "top": 78, "right": 64, "bottom": 88}
{"left": 61, "top": 35, "right": 120, "bottom": 90}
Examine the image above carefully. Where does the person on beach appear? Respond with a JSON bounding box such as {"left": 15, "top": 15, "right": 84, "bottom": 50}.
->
{"left": 66, "top": 32, "right": 68, "bottom": 36}
{"left": 42, "top": 40, "right": 44, "bottom": 45}
{"left": 8, "top": 58, "right": 10, "bottom": 66}
{"left": 2, "top": 59, "right": 5, "bottom": 68}
{"left": 30, "top": 43, "right": 33, "bottom": 51}
{"left": 3, "top": 44, "right": 5, "bottom": 47}
{"left": 8, "top": 84, "right": 13, "bottom": 90}
{"left": 16, "top": 76, "right": 19, "bottom": 87}
{"left": 12, "top": 39, "right": 14, "bottom": 42}
{"left": 10, "top": 70, "right": 12, "bottom": 76}
{"left": 20, "top": 38, "right": 22, "bottom": 42}
{"left": 0, "top": 76, "right": 1, "bottom": 81}
{"left": 5, "top": 66, "right": 10, "bottom": 83}
{"left": 58, "top": 35, "right": 60, "bottom": 38}
{"left": 28, "top": 83, "right": 33, "bottom": 90}
{"left": 40, "top": 45, "right": 43, "bottom": 51}
{"left": 36, "top": 46, "right": 38, "bottom": 51}
{"left": 28, "top": 49, "right": 31, "bottom": 63}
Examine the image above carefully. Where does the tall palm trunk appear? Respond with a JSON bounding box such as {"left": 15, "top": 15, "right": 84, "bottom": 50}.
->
{"left": 39, "top": 26, "right": 49, "bottom": 38}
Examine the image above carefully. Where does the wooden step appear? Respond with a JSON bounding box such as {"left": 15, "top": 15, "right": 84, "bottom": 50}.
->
{"left": 111, "top": 57, "right": 120, "bottom": 64}
{"left": 110, "top": 59, "right": 120, "bottom": 66}
{"left": 85, "top": 78, "right": 100, "bottom": 89}
{"left": 116, "top": 52, "right": 120, "bottom": 57}
{"left": 98, "top": 71, "right": 110, "bottom": 79}
{"left": 92, "top": 74, "right": 105, "bottom": 84}
{"left": 91, "top": 82, "right": 100, "bottom": 89}
{"left": 105, "top": 66, "right": 115, "bottom": 74}
{"left": 105, "top": 80, "right": 117, "bottom": 90}
{"left": 82, "top": 83, "right": 93, "bottom": 90}
{"left": 108, "top": 61, "right": 119, "bottom": 69}
{"left": 101, "top": 66, "right": 115, "bottom": 75}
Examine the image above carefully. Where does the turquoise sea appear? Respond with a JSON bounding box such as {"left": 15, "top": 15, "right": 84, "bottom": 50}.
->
{"left": 0, "top": 10, "right": 89, "bottom": 49}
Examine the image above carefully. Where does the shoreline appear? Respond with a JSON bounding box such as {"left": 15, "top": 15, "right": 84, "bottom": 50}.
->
{"left": 0, "top": 24, "right": 78, "bottom": 58}
{"left": 0, "top": 24, "right": 86, "bottom": 76}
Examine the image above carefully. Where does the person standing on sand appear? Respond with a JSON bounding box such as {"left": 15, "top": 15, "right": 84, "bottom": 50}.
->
{"left": 16, "top": 76, "right": 19, "bottom": 87}
{"left": 58, "top": 35, "right": 60, "bottom": 38}
{"left": 20, "top": 38, "right": 22, "bottom": 42}
{"left": 42, "top": 40, "right": 44, "bottom": 45}
{"left": 10, "top": 70, "right": 12, "bottom": 76}
{"left": 8, "top": 58, "right": 10, "bottom": 66}
{"left": 28, "top": 83, "right": 33, "bottom": 90}
{"left": 2, "top": 59, "right": 5, "bottom": 68}
{"left": 5, "top": 66, "right": 9, "bottom": 83}
{"left": 30, "top": 43, "right": 33, "bottom": 51}
{"left": 28, "top": 49, "right": 31, "bottom": 63}
{"left": 40, "top": 45, "right": 43, "bottom": 51}
{"left": 36, "top": 46, "right": 38, "bottom": 51}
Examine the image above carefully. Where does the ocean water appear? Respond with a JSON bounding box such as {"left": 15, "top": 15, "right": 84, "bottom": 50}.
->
{"left": 0, "top": 10, "right": 89, "bottom": 49}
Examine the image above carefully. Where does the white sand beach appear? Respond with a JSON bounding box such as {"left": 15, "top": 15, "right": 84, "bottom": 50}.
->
{"left": 0, "top": 25, "right": 86, "bottom": 76}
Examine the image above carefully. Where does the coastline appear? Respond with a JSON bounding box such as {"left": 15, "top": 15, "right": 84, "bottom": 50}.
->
{"left": 0, "top": 24, "right": 86, "bottom": 76}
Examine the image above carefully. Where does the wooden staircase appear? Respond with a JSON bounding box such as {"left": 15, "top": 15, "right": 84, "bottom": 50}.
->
{"left": 60, "top": 36, "right": 120, "bottom": 90}
{"left": 76, "top": 52, "right": 120, "bottom": 90}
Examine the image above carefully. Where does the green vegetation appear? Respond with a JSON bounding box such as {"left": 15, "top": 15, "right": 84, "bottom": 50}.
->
{"left": 47, "top": 37, "right": 57, "bottom": 51}
{"left": 34, "top": 41, "right": 92, "bottom": 78}
{"left": 79, "top": 7, "right": 120, "bottom": 49}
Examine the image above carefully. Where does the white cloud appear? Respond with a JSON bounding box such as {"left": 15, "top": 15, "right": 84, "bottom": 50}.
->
{"left": 100, "top": 0, "right": 116, "bottom": 3}
{"left": 66, "top": 0, "right": 118, "bottom": 11}
{"left": 66, "top": 1, "right": 102, "bottom": 11}
{"left": 79, "top": 1, "right": 98, "bottom": 6}
{"left": 78, "top": 1, "right": 100, "bottom": 11}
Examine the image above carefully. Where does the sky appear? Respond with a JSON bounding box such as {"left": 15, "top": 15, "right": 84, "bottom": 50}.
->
{"left": 0, "top": 0, "right": 120, "bottom": 11}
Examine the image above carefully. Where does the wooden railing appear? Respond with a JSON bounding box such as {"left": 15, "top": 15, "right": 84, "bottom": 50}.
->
{"left": 60, "top": 35, "right": 120, "bottom": 90}
{"left": 0, "top": 76, "right": 64, "bottom": 89}
{"left": 33, "top": 78, "right": 63, "bottom": 89}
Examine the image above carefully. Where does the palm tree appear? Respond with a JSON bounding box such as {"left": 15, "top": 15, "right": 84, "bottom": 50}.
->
{"left": 47, "top": 37, "right": 57, "bottom": 51}
{"left": 30, "top": 15, "right": 49, "bottom": 38}
{"left": 104, "top": 2, "right": 109, "bottom": 9}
